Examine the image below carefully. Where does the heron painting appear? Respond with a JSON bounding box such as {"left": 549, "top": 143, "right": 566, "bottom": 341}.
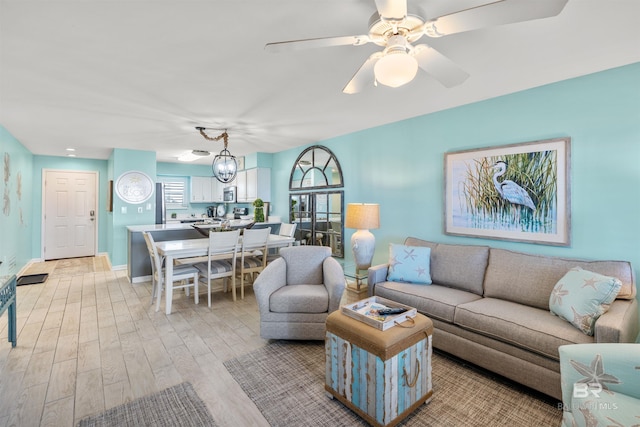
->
{"left": 445, "top": 138, "right": 571, "bottom": 246}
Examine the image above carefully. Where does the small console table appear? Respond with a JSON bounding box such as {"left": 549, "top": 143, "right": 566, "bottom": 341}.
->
{"left": 0, "top": 275, "right": 17, "bottom": 347}
{"left": 342, "top": 263, "right": 368, "bottom": 295}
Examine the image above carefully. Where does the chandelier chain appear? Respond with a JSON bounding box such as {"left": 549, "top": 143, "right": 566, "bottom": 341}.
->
{"left": 197, "top": 128, "right": 229, "bottom": 148}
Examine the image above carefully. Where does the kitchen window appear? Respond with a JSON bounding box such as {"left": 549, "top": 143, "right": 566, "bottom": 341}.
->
{"left": 158, "top": 176, "right": 188, "bottom": 209}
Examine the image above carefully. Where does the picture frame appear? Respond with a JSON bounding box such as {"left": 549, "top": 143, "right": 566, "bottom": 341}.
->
{"left": 444, "top": 137, "right": 571, "bottom": 246}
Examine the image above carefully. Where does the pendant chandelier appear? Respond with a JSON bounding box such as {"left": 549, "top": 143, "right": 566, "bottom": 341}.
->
{"left": 196, "top": 127, "right": 238, "bottom": 184}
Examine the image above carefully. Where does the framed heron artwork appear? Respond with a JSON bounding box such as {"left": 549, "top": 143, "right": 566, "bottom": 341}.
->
{"left": 444, "top": 137, "right": 571, "bottom": 246}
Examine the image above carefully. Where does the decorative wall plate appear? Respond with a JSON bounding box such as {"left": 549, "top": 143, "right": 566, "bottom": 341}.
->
{"left": 115, "top": 171, "right": 154, "bottom": 204}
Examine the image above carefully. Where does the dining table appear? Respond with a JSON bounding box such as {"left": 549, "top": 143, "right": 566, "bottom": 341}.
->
{"left": 155, "top": 234, "right": 295, "bottom": 314}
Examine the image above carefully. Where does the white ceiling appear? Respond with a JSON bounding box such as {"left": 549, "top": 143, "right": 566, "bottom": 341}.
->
{"left": 1, "top": 1, "right": 639, "bottom": 165}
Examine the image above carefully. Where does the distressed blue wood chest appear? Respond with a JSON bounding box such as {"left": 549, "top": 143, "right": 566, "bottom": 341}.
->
{"left": 325, "top": 310, "right": 433, "bottom": 427}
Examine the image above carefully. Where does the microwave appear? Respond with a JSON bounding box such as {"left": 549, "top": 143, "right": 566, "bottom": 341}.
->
{"left": 223, "top": 186, "right": 236, "bottom": 203}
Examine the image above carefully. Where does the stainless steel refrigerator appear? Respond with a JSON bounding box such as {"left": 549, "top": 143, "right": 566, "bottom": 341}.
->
{"left": 155, "top": 182, "right": 165, "bottom": 224}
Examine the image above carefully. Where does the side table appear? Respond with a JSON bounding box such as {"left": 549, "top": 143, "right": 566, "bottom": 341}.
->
{"left": 325, "top": 310, "right": 434, "bottom": 427}
{"left": 342, "top": 263, "right": 368, "bottom": 295}
{"left": 0, "top": 275, "right": 17, "bottom": 347}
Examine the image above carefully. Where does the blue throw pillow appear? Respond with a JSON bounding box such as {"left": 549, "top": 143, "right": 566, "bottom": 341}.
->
{"left": 549, "top": 267, "right": 622, "bottom": 336}
{"left": 387, "top": 244, "right": 432, "bottom": 285}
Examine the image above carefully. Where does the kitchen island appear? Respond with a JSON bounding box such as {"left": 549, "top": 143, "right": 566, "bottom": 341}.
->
{"left": 126, "top": 220, "right": 281, "bottom": 283}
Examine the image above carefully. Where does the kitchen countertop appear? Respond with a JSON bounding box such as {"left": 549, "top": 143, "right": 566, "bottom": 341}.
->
{"left": 127, "top": 219, "right": 281, "bottom": 233}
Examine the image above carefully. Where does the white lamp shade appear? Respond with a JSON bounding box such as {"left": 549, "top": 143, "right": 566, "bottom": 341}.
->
{"left": 345, "top": 203, "right": 380, "bottom": 230}
{"left": 374, "top": 51, "right": 418, "bottom": 88}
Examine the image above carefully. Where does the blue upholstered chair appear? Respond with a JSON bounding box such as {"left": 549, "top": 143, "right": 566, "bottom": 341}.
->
{"left": 559, "top": 343, "right": 640, "bottom": 427}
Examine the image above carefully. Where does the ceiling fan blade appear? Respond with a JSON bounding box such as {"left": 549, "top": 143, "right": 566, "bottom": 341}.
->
{"left": 413, "top": 45, "right": 469, "bottom": 88}
{"left": 265, "top": 35, "right": 371, "bottom": 53}
{"left": 374, "top": 0, "right": 407, "bottom": 21}
{"left": 424, "top": 0, "right": 568, "bottom": 37}
{"left": 342, "top": 53, "right": 383, "bottom": 94}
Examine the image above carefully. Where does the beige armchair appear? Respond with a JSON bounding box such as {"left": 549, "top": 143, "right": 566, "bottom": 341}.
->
{"left": 253, "top": 246, "right": 345, "bottom": 340}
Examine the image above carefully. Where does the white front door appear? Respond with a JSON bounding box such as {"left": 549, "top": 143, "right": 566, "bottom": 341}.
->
{"left": 43, "top": 170, "right": 97, "bottom": 260}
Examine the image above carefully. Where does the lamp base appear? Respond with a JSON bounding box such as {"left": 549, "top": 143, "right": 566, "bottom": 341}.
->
{"left": 351, "top": 229, "right": 375, "bottom": 271}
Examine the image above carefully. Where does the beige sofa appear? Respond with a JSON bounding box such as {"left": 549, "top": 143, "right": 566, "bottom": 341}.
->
{"left": 368, "top": 237, "right": 638, "bottom": 400}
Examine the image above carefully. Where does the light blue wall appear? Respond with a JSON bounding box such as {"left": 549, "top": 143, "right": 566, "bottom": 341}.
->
{"left": 109, "top": 149, "right": 156, "bottom": 267}
{"left": 271, "top": 63, "right": 640, "bottom": 314}
{"left": 0, "top": 125, "right": 34, "bottom": 276}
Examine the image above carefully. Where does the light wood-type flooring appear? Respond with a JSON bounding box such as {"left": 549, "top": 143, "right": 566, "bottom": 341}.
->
{"left": 0, "top": 256, "right": 357, "bottom": 426}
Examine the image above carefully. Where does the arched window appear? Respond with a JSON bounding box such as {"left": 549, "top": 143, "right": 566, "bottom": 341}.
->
{"left": 289, "top": 146, "right": 344, "bottom": 257}
{"left": 289, "top": 145, "right": 343, "bottom": 190}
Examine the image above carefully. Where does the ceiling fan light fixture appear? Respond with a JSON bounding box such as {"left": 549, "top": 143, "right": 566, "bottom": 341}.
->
{"left": 374, "top": 49, "right": 418, "bottom": 88}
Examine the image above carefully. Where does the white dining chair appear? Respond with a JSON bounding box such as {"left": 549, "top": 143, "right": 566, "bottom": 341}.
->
{"left": 236, "top": 227, "right": 271, "bottom": 299}
{"left": 267, "top": 223, "right": 297, "bottom": 264}
{"left": 194, "top": 229, "right": 240, "bottom": 305}
{"left": 142, "top": 231, "right": 199, "bottom": 313}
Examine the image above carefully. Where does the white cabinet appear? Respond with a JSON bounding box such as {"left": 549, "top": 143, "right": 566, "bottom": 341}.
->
{"left": 236, "top": 170, "right": 247, "bottom": 202}
{"left": 191, "top": 176, "right": 221, "bottom": 203}
{"left": 237, "top": 167, "right": 270, "bottom": 203}
{"left": 211, "top": 179, "right": 224, "bottom": 202}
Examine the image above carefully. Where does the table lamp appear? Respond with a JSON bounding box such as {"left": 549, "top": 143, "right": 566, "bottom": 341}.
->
{"left": 345, "top": 203, "right": 380, "bottom": 271}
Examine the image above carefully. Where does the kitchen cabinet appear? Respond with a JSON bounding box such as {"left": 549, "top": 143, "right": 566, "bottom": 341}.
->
{"left": 190, "top": 176, "right": 226, "bottom": 203}
{"left": 190, "top": 176, "right": 211, "bottom": 203}
{"left": 237, "top": 167, "right": 270, "bottom": 202}
{"left": 236, "top": 170, "right": 247, "bottom": 202}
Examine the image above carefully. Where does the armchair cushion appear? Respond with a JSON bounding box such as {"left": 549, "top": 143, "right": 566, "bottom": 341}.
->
{"left": 270, "top": 285, "right": 329, "bottom": 313}
{"left": 559, "top": 343, "right": 640, "bottom": 427}
{"left": 281, "top": 246, "right": 329, "bottom": 285}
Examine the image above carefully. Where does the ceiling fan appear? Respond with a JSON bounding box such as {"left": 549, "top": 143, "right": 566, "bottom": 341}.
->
{"left": 265, "top": 0, "right": 568, "bottom": 94}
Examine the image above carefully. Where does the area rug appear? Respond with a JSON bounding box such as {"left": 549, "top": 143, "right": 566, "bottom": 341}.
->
{"left": 223, "top": 341, "right": 562, "bottom": 427}
{"left": 77, "top": 382, "right": 217, "bottom": 427}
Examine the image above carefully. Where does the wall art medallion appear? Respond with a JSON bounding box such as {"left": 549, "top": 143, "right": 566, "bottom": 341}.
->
{"left": 115, "top": 171, "right": 154, "bottom": 204}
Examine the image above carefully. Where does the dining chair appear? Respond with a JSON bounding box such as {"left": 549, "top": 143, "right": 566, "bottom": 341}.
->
{"left": 142, "top": 231, "right": 199, "bottom": 313}
{"left": 236, "top": 227, "right": 271, "bottom": 299}
{"left": 194, "top": 229, "right": 241, "bottom": 305}
{"left": 267, "top": 223, "right": 297, "bottom": 264}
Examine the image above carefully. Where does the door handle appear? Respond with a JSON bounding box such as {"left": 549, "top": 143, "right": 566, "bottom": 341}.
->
{"left": 90, "top": 210, "right": 95, "bottom": 216}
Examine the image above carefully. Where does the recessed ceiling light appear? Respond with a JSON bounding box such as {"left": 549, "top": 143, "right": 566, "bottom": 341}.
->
{"left": 67, "top": 154, "right": 76, "bottom": 157}
{"left": 66, "top": 148, "right": 75, "bottom": 152}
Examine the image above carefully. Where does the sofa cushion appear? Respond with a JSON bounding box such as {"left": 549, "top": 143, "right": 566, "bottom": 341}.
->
{"left": 387, "top": 243, "right": 432, "bottom": 284}
{"left": 269, "top": 284, "right": 328, "bottom": 313}
{"left": 373, "top": 281, "right": 482, "bottom": 323}
{"left": 483, "top": 249, "right": 636, "bottom": 310}
{"left": 454, "top": 298, "right": 593, "bottom": 360}
{"left": 404, "top": 237, "right": 489, "bottom": 295}
{"left": 549, "top": 267, "right": 622, "bottom": 336}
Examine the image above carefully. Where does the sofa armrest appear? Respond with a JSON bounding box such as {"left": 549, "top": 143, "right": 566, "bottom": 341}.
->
{"left": 253, "top": 257, "right": 287, "bottom": 315}
{"left": 594, "top": 298, "right": 639, "bottom": 343}
{"left": 368, "top": 263, "right": 389, "bottom": 297}
{"left": 559, "top": 343, "right": 640, "bottom": 415}
{"left": 323, "top": 257, "right": 346, "bottom": 313}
